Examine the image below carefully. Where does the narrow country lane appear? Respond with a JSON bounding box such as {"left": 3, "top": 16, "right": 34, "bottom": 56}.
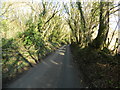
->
{"left": 6, "top": 45, "right": 84, "bottom": 88}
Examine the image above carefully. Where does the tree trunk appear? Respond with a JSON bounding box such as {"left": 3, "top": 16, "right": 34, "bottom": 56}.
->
{"left": 90, "top": 1, "right": 110, "bottom": 50}
{"left": 77, "top": 2, "right": 87, "bottom": 46}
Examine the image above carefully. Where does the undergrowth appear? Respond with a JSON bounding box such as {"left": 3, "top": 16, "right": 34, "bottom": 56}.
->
{"left": 71, "top": 44, "right": 120, "bottom": 88}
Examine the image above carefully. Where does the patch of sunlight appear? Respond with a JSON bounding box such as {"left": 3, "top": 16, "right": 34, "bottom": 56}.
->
{"left": 59, "top": 50, "right": 66, "bottom": 52}
{"left": 97, "top": 62, "right": 109, "bottom": 68}
{"left": 28, "top": 59, "right": 36, "bottom": 64}
{"left": 23, "top": 67, "right": 29, "bottom": 70}
{"left": 42, "top": 61, "right": 49, "bottom": 66}
{"left": 59, "top": 52, "right": 65, "bottom": 56}
{"left": 50, "top": 60, "right": 59, "bottom": 65}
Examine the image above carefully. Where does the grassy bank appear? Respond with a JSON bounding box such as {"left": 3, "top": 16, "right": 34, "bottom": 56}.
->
{"left": 71, "top": 44, "right": 120, "bottom": 88}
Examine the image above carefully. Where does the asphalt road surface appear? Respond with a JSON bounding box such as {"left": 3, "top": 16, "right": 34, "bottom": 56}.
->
{"left": 7, "top": 45, "right": 85, "bottom": 88}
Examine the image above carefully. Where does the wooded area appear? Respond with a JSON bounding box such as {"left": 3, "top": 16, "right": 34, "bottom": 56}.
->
{"left": 1, "top": 0, "right": 120, "bottom": 88}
